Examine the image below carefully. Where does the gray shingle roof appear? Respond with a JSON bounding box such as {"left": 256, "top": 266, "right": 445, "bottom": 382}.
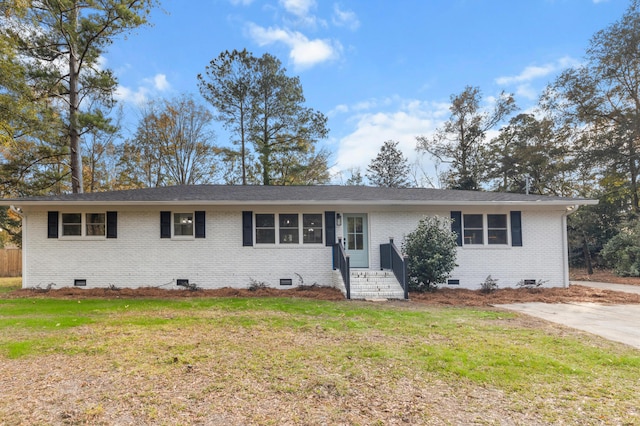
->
{"left": 3, "top": 185, "right": 596, "bottom": 206}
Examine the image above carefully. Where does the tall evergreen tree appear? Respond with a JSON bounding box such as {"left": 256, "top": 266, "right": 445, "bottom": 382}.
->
{"left": 366, "top": 140, "right": 410, "bottom": 188}
{"left": 1, "top": 0, "right": 158, "bottom": 193}
{"left": 199, "top": 51, "right": 329, "bottom": 185}
{"left": 198, "top": 49, "right": 255, "bottom": 185}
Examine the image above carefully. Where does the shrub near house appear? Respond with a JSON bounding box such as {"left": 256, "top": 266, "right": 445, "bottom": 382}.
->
{"left": 403, "top": 216, "right": 458, "bottom": 292}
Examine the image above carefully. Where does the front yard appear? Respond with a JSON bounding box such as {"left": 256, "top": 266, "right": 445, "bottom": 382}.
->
{"left": 1, "top": 287, "right": 639, "bottom": 424}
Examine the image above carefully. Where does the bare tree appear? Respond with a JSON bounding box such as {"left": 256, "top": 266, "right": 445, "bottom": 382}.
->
{"left": 124, "top": 95, "right": 218, "bottom": 186}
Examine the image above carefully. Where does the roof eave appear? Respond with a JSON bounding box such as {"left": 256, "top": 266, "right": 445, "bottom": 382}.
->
{"left": 8, "top": 199, "right": 600, "bottom": 207}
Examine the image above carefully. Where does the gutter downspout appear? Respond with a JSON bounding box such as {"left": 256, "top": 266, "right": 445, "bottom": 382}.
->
{"left": 562, "top": 205, "right": 580, "bottom": 288}
{"left": 9, "top": 206, "right": 25, "bottom": 289}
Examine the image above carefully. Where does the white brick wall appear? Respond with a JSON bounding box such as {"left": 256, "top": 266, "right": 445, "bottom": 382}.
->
{"left": 23, "top": 206, "right": 335, "bottom": 290}
{"left": 22, "top": 204, "right": 571, "bottom": 291}
{"left": 365, "top": 207, "right": 569, "bottom": 289}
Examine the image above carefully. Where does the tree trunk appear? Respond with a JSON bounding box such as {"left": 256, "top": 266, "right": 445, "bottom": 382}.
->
{"left": 68, "top": 1, "right": 83, "bottom": 194}
{"left": 240, "top": 107, "right": 246, "bottom": 185}
{"left": 261, "top": 116, "right": 270, "bottom": 185}
{"left": 582, "top": 232, "right": 593, "bottom": 275}
{"left": 630, "top": 147, "right": 640, "bottom": 213}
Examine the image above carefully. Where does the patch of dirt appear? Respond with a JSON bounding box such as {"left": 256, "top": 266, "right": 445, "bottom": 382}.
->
{"left": 570, "top": 268, "right": 640, "bottom": 286}
{"left": 410, "top": 284, "right": 640, "bottom": 306}
{"left": 5, "top": 282, "right": 640, "bottom": 306}
{"left": 5, "top": 285, "right": 346, "bottom": 301}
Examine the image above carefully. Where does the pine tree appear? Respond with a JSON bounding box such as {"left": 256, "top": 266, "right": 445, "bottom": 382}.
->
{"left": 366, "top": 140, "right": 410, "bottom": 188}
{"left": 2, "top": 0, "right": 158, "bottom": 193}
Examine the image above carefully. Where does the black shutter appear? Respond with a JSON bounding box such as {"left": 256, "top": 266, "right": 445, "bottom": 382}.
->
{"left": 242, "top": 211, "right": 253, "bottom": 246}
{"left": 450, "top": 211, "right": 462, "bottom": 246}
{"left": 106, "top": 211, "right": 117, "bottom": 239}
{"left": 195, "top": 211, "right": 206, "bottom": 238}
{"left": 160, "top": 211, "right": 171, "bottom": 238}
{"left": 511, "top": 211, "right": 522, "bottom": 247}
{"left": 325, "top": 211, "right": 336, "bottom": 246}
{"left": 47, "top": 211, "right": 58, "bottom": 239}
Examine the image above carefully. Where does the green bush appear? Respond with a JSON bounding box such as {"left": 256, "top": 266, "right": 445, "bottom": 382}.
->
{"left": 601, "top": 223, "right": 640, "bottom": 277}
{"left": 402, "top": 216, "right": 458, "bottom": 292}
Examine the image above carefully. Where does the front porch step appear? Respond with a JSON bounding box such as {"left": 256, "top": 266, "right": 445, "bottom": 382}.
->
{"left": 349, "top": 270, "right": 406, "bottom": 300}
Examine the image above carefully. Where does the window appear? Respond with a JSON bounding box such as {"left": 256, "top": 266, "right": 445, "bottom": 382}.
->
{"left": 61, "top": 213, "right": 106, "bottom": 237}
{"left": 488, "top": 214, "right": 508, "bottom": 245}
{"left": 255, "top": 213, "right": 323, "bottom": 245}
{"left": 86, "top": 213, "right": 105, "bottom": 236}
{"left": 346, "top": 216, "right": 364, "bottom": 250}
{"left": 161, "top": 211, "right": 204, "bottom": 239}
{"left": 49, "top": 211, "right": 116, "bottom": 239}
{"left": 463, "top": 214, "right": 483, "bottom": 245}
{"left": 303, "top": 214, "right": 323, "bottom": 244}
{"left": 452, "top": 210, "right": 521, "bottom": 247}
{"left": 279, "top": 214, "right": 299, "bottom": 244}
{"left": 173, "top": 213, "right": 193, "bottom": 236}
{"left": 62, "top": 213, "right": 82, "bottom": 236}
{"left": 256, "top": 214, "right": 275, "bottom": 243}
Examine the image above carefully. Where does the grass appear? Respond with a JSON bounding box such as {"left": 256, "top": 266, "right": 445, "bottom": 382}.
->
{"left": 0, "top": 295, "right": 639, "bottom": 424}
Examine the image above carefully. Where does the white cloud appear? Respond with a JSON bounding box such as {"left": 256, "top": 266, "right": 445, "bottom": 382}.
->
{"left": 332, "top": 4, "right": 360, "bottom": 31}
{"left": 278, "top": 0, "right": 322, "bottom": 28}
{"left": 96, "top": 55, "right": 107, "bottom": 70}
{"left": 495, "top": 56, "right": 581, "bottom": 100}
{"left": 279, "top": 0, "right": 316, "bottom": 18}
{"left": 152, "top": 73, "right": 170, "bottom": 91}
{"left": 331, "top": 104, "right": 349, "bottom": 114}
{"left": 115, "top": 73, "right": 171, "bottom": 106}
{"left": 332, "top": 99, "right": 450, "bottom": 185}
{"left": 247, "top": 23, "right": 340, "bottom": 69}
{"left": 114, "top": 85, "right": 149, "bottom": 106}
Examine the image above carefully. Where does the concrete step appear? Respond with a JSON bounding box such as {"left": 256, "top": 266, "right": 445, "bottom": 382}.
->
{"left": 349, "top": 270, "right": 406, "bottom": 300}
{"left": 351, "top": 292, "right": 406, "bottom": 299}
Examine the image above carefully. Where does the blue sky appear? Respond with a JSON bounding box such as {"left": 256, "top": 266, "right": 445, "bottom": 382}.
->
{"left": 105, "top": 0, "right": 629, "bottom": 185}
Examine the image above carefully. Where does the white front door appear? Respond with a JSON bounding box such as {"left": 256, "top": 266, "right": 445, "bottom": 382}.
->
{"left": 343, "top": 214, "right": 368, "bottom": 268}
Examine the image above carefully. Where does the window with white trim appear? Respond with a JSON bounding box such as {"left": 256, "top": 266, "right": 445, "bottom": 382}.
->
{"left": 86, "top": 213, "right": 106, "bottom": 236}
{"left": 463, "top": 214, "right": 483, "bottom": 245}
{"left": 462, "top": 214, "right": 509, "bottom": 246}
{"left": 62, "top": 213, "right": 82, "bottom": 236}
{"left": 61, "top": 213, "right": 106, "bottom": 237}
{"left": 487, "top": 214, "right": 508, "bottom": 245}
{"left": 173, "top": 212, "right": 194, "bottom": 237}
{"left": 256, "top": 214, "right": 276, "bottom": 244}
{"left": 279, "top": 214, "right": 299, "bottom": 244}
{"left": 255, "top": 213, "right": 323, "bottom": 245}
{"left": 302, "top": 214, "right": 323, "bottom": 244}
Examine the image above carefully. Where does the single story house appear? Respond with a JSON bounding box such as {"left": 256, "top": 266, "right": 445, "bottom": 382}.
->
{"left": 5, "top": 185, "right": 596, "bottom": 299}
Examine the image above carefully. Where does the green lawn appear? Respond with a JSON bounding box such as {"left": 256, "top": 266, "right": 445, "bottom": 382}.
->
{"left": 0, "top": 295, "right": 638, "bottom": 424}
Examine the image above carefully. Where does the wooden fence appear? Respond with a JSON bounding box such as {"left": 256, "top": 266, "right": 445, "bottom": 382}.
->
{"left": 0, "top": 249, "right": 22, "bottom": 277}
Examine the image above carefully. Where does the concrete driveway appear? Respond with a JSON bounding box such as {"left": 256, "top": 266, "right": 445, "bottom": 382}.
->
{"left": 498, "top": 282, "right": 640, "bottom": 350}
